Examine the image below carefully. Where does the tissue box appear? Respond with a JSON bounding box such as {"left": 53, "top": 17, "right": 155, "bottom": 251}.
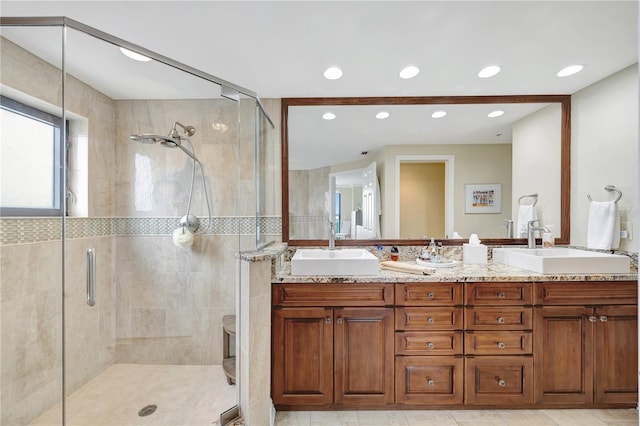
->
{"left": 463, "top": 243, "right": 487, "bottom": 264}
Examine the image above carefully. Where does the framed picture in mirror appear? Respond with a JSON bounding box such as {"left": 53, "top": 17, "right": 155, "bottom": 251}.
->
{"left": 465, "top": 184, "right": 501, "bottom": 214}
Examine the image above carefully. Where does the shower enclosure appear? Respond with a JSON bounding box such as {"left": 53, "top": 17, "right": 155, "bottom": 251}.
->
{"left": 0, "top": 17, "right": 276, "bottom": 425}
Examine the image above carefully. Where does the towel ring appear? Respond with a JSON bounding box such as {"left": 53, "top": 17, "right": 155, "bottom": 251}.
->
{"left": 587, "top": 185, "right": 622, "bottom": 203}
{"left": 518, "top": 193, "right": 538, "bottom": 207}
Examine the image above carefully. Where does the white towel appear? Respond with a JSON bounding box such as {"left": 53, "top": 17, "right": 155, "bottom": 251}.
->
{"left": 587, "top": 200, "right": 620, "bottom": 250}
{"left": 516, "top": 205, "right": 538, "bottom": 238}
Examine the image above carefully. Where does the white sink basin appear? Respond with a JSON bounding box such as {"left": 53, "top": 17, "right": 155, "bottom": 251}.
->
{"left": 493, "top": 247, "right": 630, "bottom": 274}
{"left": 291, "top": 248, "right": 380, "bottom": 276}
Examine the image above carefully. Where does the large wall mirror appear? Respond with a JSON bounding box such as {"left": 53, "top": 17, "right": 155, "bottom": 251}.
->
{"left": 282, "top": 95, "right": 571, "bottom": 246}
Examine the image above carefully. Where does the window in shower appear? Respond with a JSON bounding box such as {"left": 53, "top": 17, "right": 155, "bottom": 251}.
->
{"left": 0, "top": 95, "right": 65, "bottom": 216}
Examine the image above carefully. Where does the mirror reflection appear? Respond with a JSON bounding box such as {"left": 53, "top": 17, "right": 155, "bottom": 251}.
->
{"left": 284, "top": 96, "right": 570, "bottom": 245}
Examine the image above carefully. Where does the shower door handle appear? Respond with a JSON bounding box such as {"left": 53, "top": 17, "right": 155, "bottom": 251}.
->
{"left": 86, "top": 248, "right": 96, "bottom": 307}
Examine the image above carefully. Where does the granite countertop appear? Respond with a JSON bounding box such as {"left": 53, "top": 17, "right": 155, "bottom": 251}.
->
{"left": 273, "top": 260, "right": 638, "bottom": 284}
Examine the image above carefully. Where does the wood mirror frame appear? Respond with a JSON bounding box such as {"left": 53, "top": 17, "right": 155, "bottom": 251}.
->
{"left": 281, "top": 95, "right": 571, "bottom": 246}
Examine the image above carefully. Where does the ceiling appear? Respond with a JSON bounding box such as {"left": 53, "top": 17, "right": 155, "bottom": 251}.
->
{"left": 1, "top": 1, "right": 637, "bottom": 98}
{"left": 1, "top": 1, "right": 638, "bottom": 170}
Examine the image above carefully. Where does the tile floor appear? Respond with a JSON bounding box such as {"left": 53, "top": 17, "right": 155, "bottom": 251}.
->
{"left": 30, "top": 364, "right": 236, "bottom": 426}
{"left": 27, "top": 365, "right": 638, "bottom": 426}
{"left": 274, "top": 408, "right": 639, "bottom": 426}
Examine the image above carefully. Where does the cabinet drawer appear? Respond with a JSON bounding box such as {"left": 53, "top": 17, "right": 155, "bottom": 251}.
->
{"left": 396, "top": 283, "right": 463, "bottom": 306}
{"left": 466, "top": 283, "right": 532, "bottom": 306}
{"left": 272, "top": 283, "right": 394, "bottom": 307}
{"left": 396, "top": 331, "right": 463, "bottom": 356}
{"left": 465, "top": 307, "right": 532, "bottom": 330}
{"left": 465, "top": 331, "right": 532, "bottom": 355}
{"left": 396, "top": 307, "right": 463, "bottom": 331}
{"left": 534, "top": 281, "right": 637, "bottom": 306}
{"left": 465, "top": 356, "right": 534, "bottom": 405}
{"left": 396, "top": 356, "right": 464, "bottom": 405}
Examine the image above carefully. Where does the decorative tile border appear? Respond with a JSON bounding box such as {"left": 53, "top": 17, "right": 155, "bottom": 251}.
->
{"left": 290, "top": 215, "right": 325, "bottom": 223}
{"left": 0, "top": 216, "right": 281, "bottom": 245}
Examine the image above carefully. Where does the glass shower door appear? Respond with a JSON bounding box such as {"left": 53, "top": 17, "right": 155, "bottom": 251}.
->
{"left": 0, "top": 23, "right": 65, "bottom": 426}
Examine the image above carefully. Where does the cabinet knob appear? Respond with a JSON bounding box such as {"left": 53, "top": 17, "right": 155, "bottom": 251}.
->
{"left": 497, "top": 317, "right": 505, "bottom": 324}
{"left": 497, "top": 379, "right": 506, "bottom": 387}
{"left": 588, "top": 316, "right": 597, "bottom": 323}
{"left": 427, "top": 292, "right": 435, "bottom": 299}
{"left": 497, "top": 291, "right": 506, "bottom": 299}
{"left": 427, "top": 317, "right": 434, "bottom": 324}
{"left": 427, "top": 379, "right": 435, "bottom": 386}
{"left": 336, "top": 318, "right": 343, "bottom": 324}
{"left": 497, "top": 342, "right": 505, "bottom": 349}
{"left": 325, "top": 317, "right": 332, "bottom": 324}
{"left": 599, "top": 315, "right": 608, "bottom": 322}
{"left": 427, "top": 342, "right": 435, "bottom": 349}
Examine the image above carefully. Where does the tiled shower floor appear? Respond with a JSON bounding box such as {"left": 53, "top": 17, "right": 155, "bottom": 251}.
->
{"left": 30, "top": 364, "right": 236, "bottom": 426}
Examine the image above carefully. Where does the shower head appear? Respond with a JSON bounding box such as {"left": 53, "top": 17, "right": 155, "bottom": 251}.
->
{"left": 129, "top": 132, "right": 200, "bottom": 163}
{"left": 129, "top": 133, "right": 181, "bottom": 148}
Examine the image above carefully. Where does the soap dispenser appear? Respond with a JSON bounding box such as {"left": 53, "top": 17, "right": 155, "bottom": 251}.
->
{"left": 428, "top": 238, "right": 437, "bottom": 260}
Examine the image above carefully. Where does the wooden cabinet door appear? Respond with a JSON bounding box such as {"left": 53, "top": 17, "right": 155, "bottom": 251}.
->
{"left": 534, "top": 306, "right": 594, "bottom": 404}
{"left": 334, "top": 307, "right": 394, "bottom": 406}
{"left": 595, "top": 305, "right": 638, "bottom": 404}
{"left": 272, "top": 307, "right": 333, "bottom": 406}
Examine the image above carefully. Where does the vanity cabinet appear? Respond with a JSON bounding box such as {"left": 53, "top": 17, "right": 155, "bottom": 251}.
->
{"left": 395, "top": 283, "right": 464, "bottom": 405}
{"left": 464, "top": 282, "right": 534, "bottom": 405}
{"left": 272, "top": 279, "right": 637, "bottom": 410}
{"left": 272, "top": 284, "right": 395, "bottom": 408}
{"left": 534, "top": 281, "right": 638, "bottom": 406}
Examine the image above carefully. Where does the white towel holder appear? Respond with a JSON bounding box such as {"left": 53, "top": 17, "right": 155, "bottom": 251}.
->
{"left": 587, "top": 185, "right": 622, "bottom": 203}
{"left": 518, "top": 193, "right": 538, "bottom": 206}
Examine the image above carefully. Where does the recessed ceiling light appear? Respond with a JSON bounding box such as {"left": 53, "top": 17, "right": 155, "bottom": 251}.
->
{"left": 432, "top": 111, "right": 447, "bottom": 119}
{"left": 376, "top": 111, "right": 390, "bottom": 119}
{"left": 557, "top": 65, "right": 584, "bottom": 77}
{"left": 322, "top": 112, "right": 336, "bottom": 120}
{"left": 488, "top": 110, "right": 504, "bottom": 118}
{"left": 323, "top": 66, "right": 343, "bottom": 80}
{"left": 478, "top": 65, "right": 501, "bottom": 78}
{"left": 399, "top": 65, "right": 420, "bottom": 79}
{"left": 120, "top": 47, "right": 152, "bottom": 62}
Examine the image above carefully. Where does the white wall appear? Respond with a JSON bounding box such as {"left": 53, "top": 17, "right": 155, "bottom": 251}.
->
{"left": 571, "top": 64, "right": 638, "bottom": 252}
{"left": 512, "top": 104, "right": 562, "bottom": 236}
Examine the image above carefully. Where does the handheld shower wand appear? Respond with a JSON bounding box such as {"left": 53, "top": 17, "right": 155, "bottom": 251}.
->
{"left": 129, "top": 122, "right": 212, "bottom": 235}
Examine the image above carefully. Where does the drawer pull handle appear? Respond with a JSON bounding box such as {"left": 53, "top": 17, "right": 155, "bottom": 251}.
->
{"left": 336, "top": 318, "right": 343, "bottom": 324}
{"left": 325, "top": 317, "right": 332, "bottom": 324}
{"left": 497, "top": 317, "right": 505, "bottom": 324}
{"left": 497, "top": 291, "right": 506, "bottom": 298}
{"left": 497, "top": 379, "right": 506, "bottom": 387}
{"left": 427, "top": 317, "right": 434, "bottom": 324}
{"left": 497, "top": 342, "right": 505, "bottom": 349}
{"left": 599, "top": 316, "right": 608, "bottom": 322}
{"left": 588, "top": 316, "right": 597, "bottom": 323}
{"left": 427, "top": 379, "right": 435, "bottom": 386}
{"left": 427, "top": 292, "right": 435, "bottom": 299}
{"left": 427, "top": 342, "right": 435, "bottom": 349}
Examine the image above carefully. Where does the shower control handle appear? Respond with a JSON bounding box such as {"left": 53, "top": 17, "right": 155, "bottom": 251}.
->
{"left": 86, "top": 248, "right": 96, "bottom": 307}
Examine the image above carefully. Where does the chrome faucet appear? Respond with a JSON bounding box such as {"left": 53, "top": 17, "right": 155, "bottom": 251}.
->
{"left": 328, "top": 220, "right": 336, "bottom": 251}
{"left": 527, "top": 220, "right": 550, "bottom": 249}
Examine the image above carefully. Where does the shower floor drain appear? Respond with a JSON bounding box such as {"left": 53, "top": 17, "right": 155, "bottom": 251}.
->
{"left": 138, "top": 404, "right": 157, "bottom": 417}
